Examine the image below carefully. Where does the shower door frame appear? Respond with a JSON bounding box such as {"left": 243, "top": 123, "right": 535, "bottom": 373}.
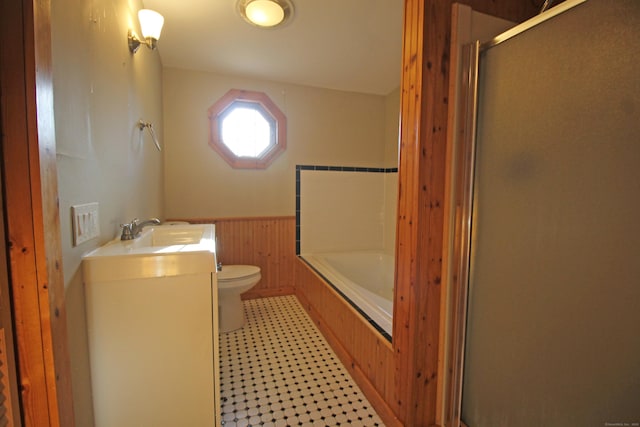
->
{"left": 443, "top": 1, "right": 588, "bottom": 426}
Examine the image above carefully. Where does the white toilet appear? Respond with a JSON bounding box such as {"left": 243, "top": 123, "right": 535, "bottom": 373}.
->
{"left": 217, "top": 265, "right": 261, "bottom": 333}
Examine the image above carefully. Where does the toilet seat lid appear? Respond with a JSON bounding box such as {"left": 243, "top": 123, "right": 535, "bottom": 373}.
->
{"left": 217, "top": 265, "right": 261, "bottom": 281}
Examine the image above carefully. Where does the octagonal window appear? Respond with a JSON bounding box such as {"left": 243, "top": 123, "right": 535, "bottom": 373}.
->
{"left": 208, "top": 89, "right": 287, "bottom": 169}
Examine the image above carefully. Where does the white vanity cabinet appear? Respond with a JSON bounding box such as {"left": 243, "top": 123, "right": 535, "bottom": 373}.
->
{"left": 83, "top": 224, "right": 220, "bottom": 427}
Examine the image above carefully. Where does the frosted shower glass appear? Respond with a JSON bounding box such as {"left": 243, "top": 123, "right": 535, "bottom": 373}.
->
{"left": 461, "top": 1, "right": 640, "bottom": 426}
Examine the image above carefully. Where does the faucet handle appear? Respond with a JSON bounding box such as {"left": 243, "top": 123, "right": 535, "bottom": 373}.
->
{"left": 120, "top": 222, "right": 135, "bottom": 240}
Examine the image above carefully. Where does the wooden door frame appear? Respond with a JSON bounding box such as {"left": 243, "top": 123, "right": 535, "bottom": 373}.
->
{"left": 0, "top": 0, "right": 74, "bottom": 425}
{"left": 394, "top": 1, "right": 538, "bottom": 425}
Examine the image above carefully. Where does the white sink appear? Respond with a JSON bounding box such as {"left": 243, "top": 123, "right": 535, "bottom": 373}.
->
{"left": 139, "top": 226, "right": 208, "bottom": 246}
{"left": 82, "top": 224, "right": 217, "bottom": 282}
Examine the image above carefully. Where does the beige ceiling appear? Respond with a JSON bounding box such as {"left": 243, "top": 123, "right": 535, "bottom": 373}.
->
{"left": 143, "top": 0, "right": 404, "bottom": 95}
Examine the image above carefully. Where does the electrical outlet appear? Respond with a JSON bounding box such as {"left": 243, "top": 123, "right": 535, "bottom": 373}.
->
{"left": 72, "top": 203, "right": 100, "bottom": 246}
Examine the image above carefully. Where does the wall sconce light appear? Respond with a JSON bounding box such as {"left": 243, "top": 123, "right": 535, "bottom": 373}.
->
{"left": 238, "top": 0, "right": 294, "bottom": 28}
{"left": 128, "top": 9, "right": 164, "bottom": 53}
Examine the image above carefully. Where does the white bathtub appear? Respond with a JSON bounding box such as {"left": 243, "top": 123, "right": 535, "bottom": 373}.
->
{"left": 301, "top": 251, "right": 394, "bottom": 337}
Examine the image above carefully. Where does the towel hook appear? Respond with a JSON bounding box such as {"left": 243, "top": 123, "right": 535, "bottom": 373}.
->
{"left": 137, "top": 120, "right": 162, "bottom": 151}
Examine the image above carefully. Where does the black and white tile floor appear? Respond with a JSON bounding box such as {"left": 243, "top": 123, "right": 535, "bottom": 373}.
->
{"left": 219, "top": 295, "right": 385, "bottom": 427}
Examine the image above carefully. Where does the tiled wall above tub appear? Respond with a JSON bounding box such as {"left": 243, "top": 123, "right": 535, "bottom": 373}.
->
{"left": 296, "top": 165, "right": 398, "bottom": 255}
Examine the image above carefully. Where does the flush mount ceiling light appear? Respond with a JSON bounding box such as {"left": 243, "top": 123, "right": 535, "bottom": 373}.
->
{"left": 128, "top": 9, "right": 165, "bottom": 53}
{"left": 237, "top": 0, "right": 294, "bottom": 28}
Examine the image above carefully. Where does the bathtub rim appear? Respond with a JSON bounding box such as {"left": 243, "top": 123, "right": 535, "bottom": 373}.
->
{"left": 298, "top": 252, "right": 393, "bottom": 342}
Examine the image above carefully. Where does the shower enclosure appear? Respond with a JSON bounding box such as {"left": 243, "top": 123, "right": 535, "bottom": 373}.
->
{"left": 449, "top": 1, "right": 640, "bottom": 426}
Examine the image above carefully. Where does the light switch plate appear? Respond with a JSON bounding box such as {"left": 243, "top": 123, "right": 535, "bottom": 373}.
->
{"left": 72, "top": 202, "right": 100, "bottom": 246}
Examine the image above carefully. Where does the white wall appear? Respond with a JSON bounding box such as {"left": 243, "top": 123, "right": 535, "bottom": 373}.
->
{"left": 299, "top": 166, "right": 397, "bottom": 255}
{"left": 52, "top": 0, "right": 164, "bottom": 424}
{"left": 300, "top": 170, "right": 388, "bottom": 254}
{"left": 383, "top": 87, "right": 400, "bottom": 253}
{"left": 163, "top": 67, "right": 392, "bottom": 218}
{"left": 384, "top": 87, "right": 400, "bottom": 168}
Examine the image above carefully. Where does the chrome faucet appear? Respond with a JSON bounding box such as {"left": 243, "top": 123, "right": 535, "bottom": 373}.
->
{"left": 120, "top": 217, "right": 161, "bottom": 240}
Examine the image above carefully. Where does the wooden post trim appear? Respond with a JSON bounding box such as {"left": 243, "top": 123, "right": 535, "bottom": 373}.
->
{"left": 0, "top": 0, "right": 74, "bottom": 425}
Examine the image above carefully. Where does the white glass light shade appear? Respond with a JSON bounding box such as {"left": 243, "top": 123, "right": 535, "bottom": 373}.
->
{"left": 138, "top": 9, "right": 164, "bottom": 40}
{"left": 245, "top": 0, "right": 285, "bottom": 27}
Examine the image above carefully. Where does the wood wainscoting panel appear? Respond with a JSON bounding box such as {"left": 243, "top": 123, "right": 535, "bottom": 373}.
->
{"left": 294, "top": 258, "right": 401, "bottom": 427}
{"left": 180, "top": 217, "right": 296, "bottom": 299}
